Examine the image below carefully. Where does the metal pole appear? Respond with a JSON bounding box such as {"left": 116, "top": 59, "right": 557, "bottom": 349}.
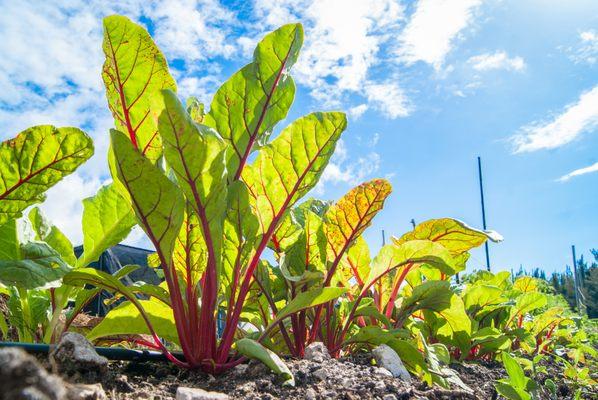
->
{"left": 410, "top": 219, "right": 416, "bottom": 229}
{"left": 477, "top": 156, "right": 491, "bottom": 271}
{"left": 381, "top": 230, "right": 386, "bottom": 246}
{"left": 571, "top": 245, "right": 581, "bottom": 312}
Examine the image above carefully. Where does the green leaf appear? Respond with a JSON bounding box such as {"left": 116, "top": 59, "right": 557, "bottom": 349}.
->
{"left": 396, "top": 280, "right": 453, "bottom": 323}
{"left": 88, "top": 299, "right": 179, "bottom": 345}
{"left": 501, "top": 352, "right": 528, "bottom": 389}
{"left": 186, "top": 97, "right": 205, "bottom": 124}
{"left": 393, "top": 218, "right": 502, "bottom": 254}
{"left": 494, "top": 382, "right": 531, "bottom": 400}
{"left": 236, "top": 338, "right": 294, "bottom": 386}
{"left": 0, "top": 242, "right": 71, "bottom": 289}
{"left": 79, "top": 183, "right": 137, "bottom": 267}
{"left": 463, "top": 284, "right": 505, "bottom": 313}
{"left": 110, "top": 129, "right": 184, "bottom": 266}
{"left": 509, "top": 292, "right": 547, "bottom": 322}
{"left": 363, "top": 240, "right": 456, "bottom": 291}
{"left": 159, "top": 89, "right": 228, "bottom": 275}
{"left": 102, "top": 15, "right": 176, "bottom": 162}
{"left": 270, "top": 287, "right": 347, "bottom": 328}
{"left": 0, "top": 219, "right": 20, "bottom": 260}
{"left": 29, "top": 207, "right": 76, "bottom": 266}
{"left": 0, "top": 125, "right": 93, "bottom": 226}
{"left": 205, "top": 23, "right": 303, "bottom": 179}
{"left": 243, "top": 112, "right": 346, "bottom": 236}
{"left": 221, "top": 181, "right": 259, "bottom": 292}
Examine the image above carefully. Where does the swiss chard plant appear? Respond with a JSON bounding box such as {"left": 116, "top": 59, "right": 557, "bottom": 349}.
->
{"left": 63, "top": 15, "right": 355, "bottom": 372}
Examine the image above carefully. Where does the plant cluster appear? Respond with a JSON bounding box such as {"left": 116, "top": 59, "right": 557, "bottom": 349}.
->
{"left": 0, "top": 15, "right": 595, "bottom": 395}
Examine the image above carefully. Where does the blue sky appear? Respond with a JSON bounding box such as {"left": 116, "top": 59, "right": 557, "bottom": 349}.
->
{"left": 0, "top": 0, "right": 596, "bottom": 275}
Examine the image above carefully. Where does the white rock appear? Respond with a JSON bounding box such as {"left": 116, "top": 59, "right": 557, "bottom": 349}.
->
{"left": 67, "top": 383, "right": 107, "bottom": 400}
{"left": 50, "top": 332, "right": 108, "bottom": 374}
{"left": 383, "top": 394, "right": 398, "bottom": 400}
{"left": 304, "top": 342, "right": 330, "bottom": 361}
{"left": 176, "top": 387, "right": 229, "bottom": 400}
{"left": 312, "top": 367, "right": 328, "bottom": 381}
{"left": 305, "top": 388, "right": 318, "bottom": 400}
{"left": 373, "top": 366, "right": 393, "bottom": 377}
{"left": 374, "top": 381, "right": 386, "bottom": 391}
{"left": 372, "top": 344, "right": 412, "bottom": 382}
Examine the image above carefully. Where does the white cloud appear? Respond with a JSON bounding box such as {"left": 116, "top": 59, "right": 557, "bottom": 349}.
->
{"left": 364, "top": 81, "right": 411, "bottom": 118}
{"left": 347, "top": 104, "right": 368, "bottom": 120}
{"left": 567, "top": 30, "right": 598, "bottom": 65}
{"left": 468, "top": 51, "right": 526, "bottom": 72}
{"left": 557, "top": 161, "right": 598, "bottom": 182}
{"left": 397, "top": 0, "right": 482, "bottom": 69}
{"left": 315, "top": 140, "right": 381, "bottom": 193}
{"left": 251, "top": 0, "right": 410, "bottom": 118}
{"left": 511, "top": 85, "right": 598, "bottom": 152}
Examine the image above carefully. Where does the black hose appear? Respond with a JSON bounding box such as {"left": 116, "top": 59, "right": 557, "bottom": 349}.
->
{"left": 0, "top": 341, "right": 185, "bottom": 363}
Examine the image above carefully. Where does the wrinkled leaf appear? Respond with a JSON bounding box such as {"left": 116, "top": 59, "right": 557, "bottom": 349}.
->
{"left": 0, "top": 125, "right": 93, "bottom": 226}
{"left": 102, "top": 15, "right": 176, "bottom": 162}
{"left": 236, "top": 338, "right": 294, "bottom": 386}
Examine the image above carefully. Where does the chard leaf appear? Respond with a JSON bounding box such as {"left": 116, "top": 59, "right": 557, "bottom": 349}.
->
{"left": 324, "top": 179, "right": 391, "bottom": 269}
{"left": 243, "top": 112, "right": 346, "bottom": 237}
{"left": 236, "top": 338, "right": 294, "bottom": 386}
{"left": 88, "top": 299, "right": 178, "bottom": 345}
{"left": 28, "top": 208, "right": 76, "bottom": 266}
{"left": 363, "top": 240, "right": 455, "bottom": 290}
{"left": 501, "top": 352, "right": 528, "bottom": 389}
{"left": 205, "top": 23, "right": 303, "bottom": 180}
{"left": 110, "top": 129, "right": 184, "bottom": 266}
{"left": 424, "top": 294, "right": 472, "bottom": 351}
{"left": 393, "top": 218, "right": 502, "bottom": 257}
{"left": 280, "top": 208, "right": 326, "bottom": 281}
{"left": 102, "top": 15, "right": 176, "bottom": 162}
{"left": 396, "top": 280, "right": 453, "bottom": 323}
{"left": 159, "top": 89, "right": 228, "bottom": 279}
{"left": 462, "top": 284, "right": 505, "bottom": 314}
{"left": 0, "top": 125, "right": 93, "bottom": 226}
{"left": 337, "top": 236, "right": 371, "bottom": 289}
{"left": 0, "top": 242, "right": 71, "bottom": 289}
{"left": 509, "top": 292, "right": 547, "bottom": 322}
{"left": 79, "top": 183, "right": 137, "bottom": 267}
{"left": 221, "top": 181, "right": 258, "bottom": 292}
{"left": 270, "top": 287, "right": 347, "bottom": 327}
{"left": 513, "top": 276, "right": 538, "bottom": 293}
{"left": 172, "top": 204, "right": 206, "bottom": 287}
{"left": 0, "top": 219, "right": 20, "bottom": 260}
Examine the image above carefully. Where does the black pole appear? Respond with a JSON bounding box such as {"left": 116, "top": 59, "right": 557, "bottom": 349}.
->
{"left": 571, "top": 245, "right": 581, "bottom": 312}
{"left": 410, "top": 219, "right": 416, "bottom": 229}
{"left": 381, "top": 230, "right": 386, "bottom": 246}
{"left": 477, "top": 156, "right": 491, "bottom": 271}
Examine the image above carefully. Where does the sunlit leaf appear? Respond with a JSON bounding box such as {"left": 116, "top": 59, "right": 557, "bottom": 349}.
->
{"left": 0, "top": 125, "right": 93, "bottom": 226}
{"left": 102, "top": 15, "right": 176, "bottom": 162}
{"left": 205, "top": 23, "right": 303, "bottom": 179}
{"left": 28, "top": 207, "right": 76, "bottom": 266}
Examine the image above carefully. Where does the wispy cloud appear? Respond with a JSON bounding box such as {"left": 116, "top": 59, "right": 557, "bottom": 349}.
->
{"left": 251, "top": 0, "right": 408, "bottom": 118}
{"left": 468, "top": 51, "right": 526, "bottom": 72}
{"left": 566, "top": 30, "right": 598, "bottom": 65}
{"left": 397, "top": 0, "right": 482, "bottom": 69}
{"left": 315, "top": 140, "right": 381, "bottom": 193}
{"left": 511, "top": 85, "right": 598, "bottom": 153}
{"left": 557, "top": 161, "right": 598, "bottom": 182}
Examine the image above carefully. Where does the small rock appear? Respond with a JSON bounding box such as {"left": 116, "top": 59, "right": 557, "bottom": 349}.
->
{"left": 0, "top": 347, "right": 67, "bottom": 400}
{"left": 233, "top": 364, "right": 248, "bottom": 376}
{"left": 312, "top": 367, "right": 328, "bottom": 381}
{"left": 305, "top": 388, "right": 317, "bottom": 400}
{"left": 304, "top": 342, "right": 330, "bottom": 362}
{"left": 114, "top": 374, "right": 134, "bottom": 393}
{"left": 383, "top": 395, "right": 398, "bottom": 400}
{"left": 50, "top": 333, "right": 108, "bottom": 376}
{"left": 341, "top": 377, "right": 353, "bottom": 387}
{"left": 374, "top": 381, "right": 386, "bottom": 391}
{"left": 373, "top": 367, "right": 393, "bottom": 377}
{"left": 176, "top": 387, "right": 229, "bottom": 400}
{"left": 67, "top": 383, "right": 107, "bottom": 400}
{"left": 321, "top": 390, "right": 338, "bottom": 400}
{"left": 372, "top": 344, "right": 412, "bottom": 382}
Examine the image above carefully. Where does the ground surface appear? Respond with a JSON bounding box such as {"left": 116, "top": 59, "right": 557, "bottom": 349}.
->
{"left": 65, "top": 354, "right": 502, "bottom": 400}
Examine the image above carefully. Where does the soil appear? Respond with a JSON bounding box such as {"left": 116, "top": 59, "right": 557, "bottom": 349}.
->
{"left": 60, "top": 353, "right": 502, "bottom": 400}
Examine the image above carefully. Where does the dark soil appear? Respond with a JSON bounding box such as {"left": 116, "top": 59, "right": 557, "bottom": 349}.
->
{"left": 62, "top": 354, "right": 502, "bottom": 400}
